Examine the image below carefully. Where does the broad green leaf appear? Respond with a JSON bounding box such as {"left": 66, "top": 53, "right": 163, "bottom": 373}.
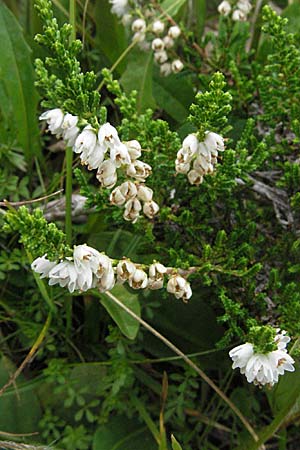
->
{"left": 93, "top": 415, "right": 156, "bottom": 450}
{"left": 121, "top": 49, "right": 156, "bottom": 113}
{"left": 94, "top": 0, "right": 127, "bottom": 74}
{"left": 0, "top": 356, "right": 42, "bottom": 433}
{"left": 160, "top": 0, "right": 187, "bottom": 16}
{"left": 153, "top": 72, "right": 194, "bottom": 123}
{"left": 97, "top": 284, "right": 141, "bottom": 340}
{"left": 0, "top": 2, "right": 40, "bottom": 162}
{"left": 193, "top": 0, "right": 206, "bottom": 42}
{"left": 171, "top": 434, "right": 183, "bottom": 450}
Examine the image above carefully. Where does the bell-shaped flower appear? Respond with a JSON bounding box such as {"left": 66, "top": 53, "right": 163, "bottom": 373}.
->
{"left": 128, "top": 268, "right": 148, "bottom": 289}
{"left": 39, "top": 108, "right": 64, "bottom": 135}
{"left": 237, "top": 0, "right": 252, "bottom": 14}
{"left": 73, "top": 244, "right": 101, "bottom": 274}
{"left": 81, "top": 143, "right": 105, "bottom": 170}
{"left": 193, "top": 155, "right": 212, "bottom": 173}
{"left": 125, "top": 140, "right": 142, "bottom": 161}
{"left": 167, "top": 274, "right": 192, "bottom": 301}
{"left": 218, "top": 0, "right": 231, "bottom": 16}
{"left": 74, "top": 126, "right": 97, "bottom": 155}
{"left": 187, "top": 169, "right": 203, "bottom": 185}
{"left": 131, "top": 18, "right": 146, "bottom": 33}
{"left": 148, "top": 262, "right": 167, "bottom": 290}
{"left": 154, "top": 51, "right": 168, "bottom": 64}
{"left": 127, "top": 160, "right": 152, "bottom": 182}
{"left": 204, "top": 132, "right": 224, "bottom": 153}
{"left": 168, "top": 25, "right": 181, "bottom": 39}
{"left": 97, "top": 160, "right": 117, "bottom": 188}
{"left": 98, "top": 122, "right": 121, "bottom": 151}
{"left": 61, "top": 113, "right": 79, "bottom": 147}
{"left": 143, "top": 200, "right": 159, "bottom": 219}
{"left": 111, "top": 181, "right": 138, "bottom": 206}
{"left": 137, "top": 184, "right": 153, "bottom": 202}
{"left": 31, "top": 255, "right": 57, "bottom": 278}
{"left": 160, "top": 62, "right": 172, "bottom": 77}
{"left": 109, "top": 0, "right": 128, "bottom": 17}
{"left": 163, "top": 36, "right": 174, "bottom": 49}
{"left": 48, "top": 261, "right": 79, "bottom": 293}
{"left": 116, "top": 259, "right": 137, "bottom": 283}
{"left": 98, "top": 265, "right": 115, "bottom": 292}
{"left": 152, "top": 20, "right": 165, "bottom": 35}
{"left": 152, "top": 38, "right": 164, "bottom": 52}
{"left": 123, "top": 198, "right": 142, "bottom": 222}
{"left": 182, "top": 134, "right": 199, "bottom": 157}
{"left": 171, "top": 59, "right": 184, "bottom": 73}
{"left": 232, "top": 9, "right": 247, "bottom": 21}
{"left": 110, "top": 143, "right": 131, "bottom": 167}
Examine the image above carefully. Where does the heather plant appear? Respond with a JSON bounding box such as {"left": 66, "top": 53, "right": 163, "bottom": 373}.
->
{"left": 1, "top": 1, "right": 300, "bottom": 449}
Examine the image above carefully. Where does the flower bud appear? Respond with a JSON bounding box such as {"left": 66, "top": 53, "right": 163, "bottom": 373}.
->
{"left": 160, "top": 62, "right": 172, "bottom": 77}
{"left": 163, "top": 36, "right": 174, "bottom": 49}
{"left": 237, "top": 0, "right": 252, "bottom": 14}
{"left": 232, "top": 9, "right": 246, "bottom": 21}
{"left": 168, "top": 25, "right": 181, "bottom": 39}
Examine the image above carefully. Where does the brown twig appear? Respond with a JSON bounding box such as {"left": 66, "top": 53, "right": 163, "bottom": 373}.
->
{"left": 0, "top": 190, "right": 63, "bottom": 208}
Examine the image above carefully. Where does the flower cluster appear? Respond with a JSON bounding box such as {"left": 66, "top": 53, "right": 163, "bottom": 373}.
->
{"left": 218, "top": 0, "right": 252, "bottom": 21}
{"left": 40, "top": 109, "right": 159, "bottom": 222}
{"left": 175, "top": 132, "right": 225, "bottom": 185}
{"left": 31, "top": 245, "right": 192, "bottom": 301}
{"left": 229, "top": 330, "right": 295, "bottom": 387}
{"left": 109, "top": 0, "right": 184, "bottom": 76}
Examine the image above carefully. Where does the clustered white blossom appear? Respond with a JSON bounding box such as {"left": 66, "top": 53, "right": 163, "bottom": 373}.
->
{"left": 109, "top": 0, "right": 184, "bottom": 76}
{"left": 31, "top": 244, "right": 192, "bottom": 301}
{"left": 40, "top": 109, "right": 159, "bottom": 222}
{"left": 218, "top": 0, "right": 252, "bottom": 21}
{"left": 175, "top": 132, "right": 225, "bottom": 185}
{"left": 229, "top": 329, "right": 295, "bottom": 387}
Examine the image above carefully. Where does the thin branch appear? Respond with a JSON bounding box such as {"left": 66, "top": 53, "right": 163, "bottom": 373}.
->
{"left": 0, "top": 190, "right": 63, "bottom": 208}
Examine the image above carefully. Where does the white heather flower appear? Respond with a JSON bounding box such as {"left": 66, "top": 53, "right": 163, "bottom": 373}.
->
{"left": 237, "top": 0, "right": 252, "bottom": 14}
{"left": 154, "top": 50, "right": 168, "bottom": 64}
{"left": 175, "top": 158, "right": 190, "bottom": 174}
{"left": 125, "top": 140, "right": 142, "bottom": 161}
{"left": 187, "top": 169, "right": 203, "bottom": 185}
{"left": 81, "top": 143, "right": 105, "bottom": 170}
{"left": 48, "top": 261, "right": 79, "bottom": 293}
{"left": 148, "top": 263, "right": 167, "bottom": 289}
{"left": 124, "top": 198, "right": 142, "bottom": 222}
{"left": 110, "top": 143, "right": 131, "bottom": 167}
{"left": 171, "top": 59, "right": 184, "bottom": 73}
{"left": 152, "top": 20, "right": 165, "bottom": 35}
{"left": 160, "top": 62, "right": 172, "bottom": 77}
{"left": 232, "top": 9, "right": 246, "bottom": 21}
{"left": 110, "top": 181, "right": 137, "bottom": 206}
{"left": 137, "top": 184, "right": 153, "bottom": 202}
{"left": 109, "top": 0, "right": 128, "bottom": 17}
{"left": 98, "top": 122, "right": 121, "bottom": 151}
{"left": 126, "top": 160, "right": 152, "bottom": 182}
{"left": 182, "top": 134, "right": 199, "bottom": 157}
{"left": 229, "top": 332, "right": 295, "bottom": 387}
{"left": 74, "top": 126, "right": 97, "bottom": 155}
{"left": 61, "top": 113, "right": 79, "bottom": 147}
{"left": 31, "top": 255, "right": 57, "bottom": 278}
{"left": 96, "top": 160, "right": 117, "bottom": 188}
{"left": 193, "top": 154, "right": 212, "bottom": 173}
{"left": 73, "top": 244, "right": 101, "bottom": 274}
{"left": 168, "top": 25, "right": 181, "bottom": 39}
{"left": 218, "top": 0, "right": 231, "bottom": 16}
{"left": 116, "top": 259, "right": 137, "bottom": 283}
{"left": 98, "top": 265, "right": 115, "bottom": 292}
{"left": 163, "top": 36, "right": 174, "bottom": 49}
{"left": 131, "top": 18, "right": 146, "bottom": 33}
{"left": 39, "top": 108, "right": 64, "bottom": 135}
{"left": 204, "top": 131, "right": 225, "bottom": 153}
{"left": 133, "top": 32, "right": 146, "bottom": 44}
{"left": 128, "top": 268, "right": 148, "bottom": 289}
{"left": 152, "top": 38, "right": 165, "bottom": 52}
{"left": 167, "top": 275, "right": 192, "bottom": 301}
{"left": 143, "top": 200, "right": 159, "bottom": 219}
